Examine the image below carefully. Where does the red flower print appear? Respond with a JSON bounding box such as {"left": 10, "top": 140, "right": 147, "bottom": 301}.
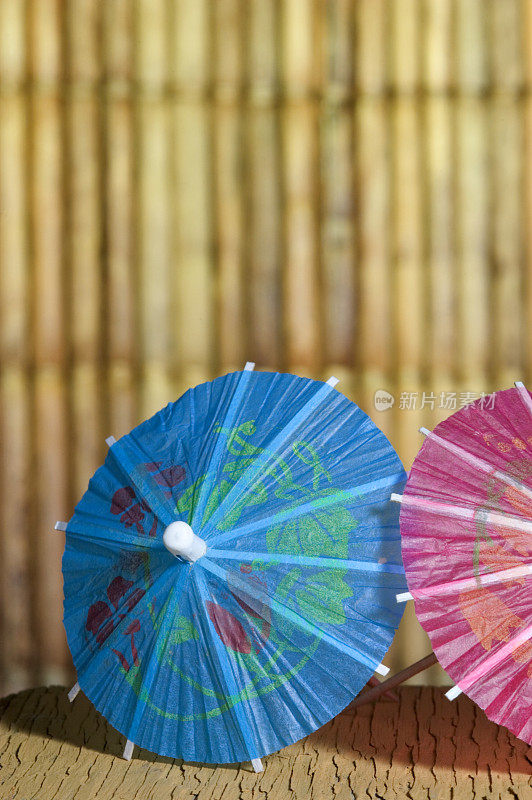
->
{"left": 125, "top": 619, "right": 141, "bottom": 666}
{"left": 145, "top": 462, "right": 186, "bottom": 497}
{"left": 85, "top": 574, "right": 146, "bottom": 669}
{"left": 206, "top": 601, "right": 251, "bottom": 654}
{"left": 127, "top": 587, "right": 146, "bottom": 610}
{"left": 110, "top": 486, "right": 136, "bottom": 515}
{"left": 230, "top": 572, "right": 272, "bottom": 653}
{"left": 107, "top": 576, "right": 134, "bottom": 609}
{"left": 110, "top": 486, "right": 158, "bottom": 536}
{"left": 86, "top": 600, "right": 114, "bottom": 644}
{"left": 123, "top": 503, "right": 147, "bottom": 535}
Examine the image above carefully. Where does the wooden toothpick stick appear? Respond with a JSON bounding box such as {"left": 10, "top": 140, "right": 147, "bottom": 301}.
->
{"left": 344, "top": 652, "right": 439, "bottom": 712}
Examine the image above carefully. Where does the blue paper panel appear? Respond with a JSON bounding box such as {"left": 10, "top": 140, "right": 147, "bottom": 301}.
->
{"left": 63, "top": 370, "right": 406, "bottom": 764}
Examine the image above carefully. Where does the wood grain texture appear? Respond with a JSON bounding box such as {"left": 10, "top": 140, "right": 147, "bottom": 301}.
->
{"left": 318, "top": 0, "right": 356, "bottom": 376}
{"left": 281, "top": 0, "right": 320, "bottom": 376}
{"left": 135, "top": 0, "right": 173, "bottom": 414}
{"left": 354, "top": 0, "right": 392, "bottom": 434}
{"left": 0, "top": 686, "right": 529, "bottom": 799}
{"left": 28, "top": 0, "right": 70, "bottom": 687}
{"left": 455, "top": 0, "right": 489, "bottom": 393}
{"left": 244, "top": 0, "right": 283, "bottom": 371}
{"left": 170, "top": 0, "right": 214, "bottom": 394}
{"left": 390, "top": 0, "right": 425, "bottom": 470}
{"left": 103, "top": 0, "right": 138, "bottom": 439}
{"left": 213, "top": 0, "right": 245, "bottom": 374}
{"left": 0, "top": 0, "right": 32, "bottom": 693}
{"left": 489, "top": 0, "right": 524, "bottom": 390}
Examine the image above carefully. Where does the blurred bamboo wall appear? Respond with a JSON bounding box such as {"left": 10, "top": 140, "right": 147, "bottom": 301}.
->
{"left": 0, "top": 0, "right": 531, "bottom": 695}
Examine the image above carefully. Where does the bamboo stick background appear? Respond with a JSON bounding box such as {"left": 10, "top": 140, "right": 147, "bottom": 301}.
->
{"left": 0, "top": 0, "right": 530, "bottom": 695}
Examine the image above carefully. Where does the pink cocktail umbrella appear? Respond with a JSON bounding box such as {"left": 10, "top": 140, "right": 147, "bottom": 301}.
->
{"left": 391, "top": 383, "right": 532, "bottom": 746}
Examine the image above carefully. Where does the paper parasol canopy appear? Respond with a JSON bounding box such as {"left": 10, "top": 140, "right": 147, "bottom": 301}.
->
{"left": 394, "top": 382, "right": 532, "bottom": 746}
{"left": 59, "top": 366, "right": 407, "bottom": 768}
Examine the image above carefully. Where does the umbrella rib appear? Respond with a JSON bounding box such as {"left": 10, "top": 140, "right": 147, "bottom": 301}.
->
{"left": 203, "top": 378, "right": 339, "bottom": 536}
{"left": 206, "top": 549, "right": 405, "bottom": 575}
{"left": 514, "top": 380, "right": 532, "bottom": 415}
{"left": 208, "top": 471, "right": 405, "bottom": 548}
{"left": 446, "top": 622, "right": 532, "bottom": 700}
{"left": 64, "top": 520, "right": 159, "bottom": 550}
{"left": 396, "top": 563, "right": 532, "bottom": 602}
{"left": 200, "top": 557, "right": 388, "bottom": 675}
{"left": 419, "top": 426, "right": 532, "bottom": 501}
{"left": 191, "top": 568, "right": 263, "bottom": 765}
{"left": 124, "top": 568, "right": 189, "bottom": 747}
{"left": 69, "top": 564, "right": 180, "bottom": 681}
{"left": 191, "top": 363, "right": 255, "bottom": 530}
{"left": 107, "top": 439, "right": 176, "bottom": 528}
{"left": 391, "top": 493, "right": 532, "bottom": 533}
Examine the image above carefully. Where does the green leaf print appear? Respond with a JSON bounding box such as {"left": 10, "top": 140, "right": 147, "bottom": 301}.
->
{"left": 265, "top": 493, "right": 356, "bottom": 626}
{"left": 202, "top": 479, "right": 233, "bottom": 525}
{"left": 175, "top": 476, "right": 205, "bottom": 523}
{"left": 266, "top": 503, "right": 355, "bottom": 559}
{"left": 156, "top": 614, "right": 199, "bottom": 667}
{"left": 168, "top": 615, "right": 198, "bottom": 646}
{"left": 223, "top": 456, "right": 257, "bottom": 483}
{"left": 219, "top": 479, "right": 268, "bottom": 530}
{"left": 295, "top": 569, "right": 352, "bottom": 625}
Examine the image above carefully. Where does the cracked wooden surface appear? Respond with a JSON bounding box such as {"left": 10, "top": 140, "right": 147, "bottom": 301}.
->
{"left": 0, "top": 686, "right": 530, "bottom": 799}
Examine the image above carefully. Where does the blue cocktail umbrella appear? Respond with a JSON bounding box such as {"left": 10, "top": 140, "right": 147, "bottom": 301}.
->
{"left": 58, "top": 365, "right": 406, "bottom": 770}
